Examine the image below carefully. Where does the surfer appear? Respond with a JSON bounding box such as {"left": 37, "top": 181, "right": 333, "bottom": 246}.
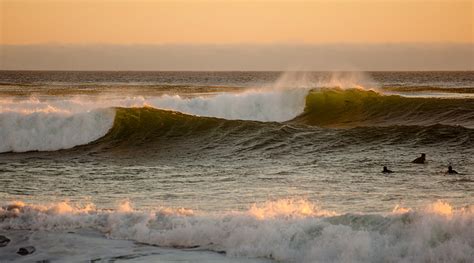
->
{"left": 412, "top": 153, "right": 425, "bottom": 164}
{"left": 382, "top": 166, "right": 393, "bottom": 173}
{"left": 447, "top": 165, "right": 458, "bottom": 174}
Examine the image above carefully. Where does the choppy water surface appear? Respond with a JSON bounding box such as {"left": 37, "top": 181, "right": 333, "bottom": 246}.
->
{"left": 0, "top": 71, "right": 473, "bottom": 262}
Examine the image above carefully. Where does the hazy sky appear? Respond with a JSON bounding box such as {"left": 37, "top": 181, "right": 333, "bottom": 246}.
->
{"left": 1, "top": 0, "right": 473, "bottom": 70}
{"left": 2, "top": 0, "right": 472, "bottom": 44}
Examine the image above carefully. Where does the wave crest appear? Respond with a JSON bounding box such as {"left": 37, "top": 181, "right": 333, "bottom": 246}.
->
{"left": 1, "top": 88, "right": 474, "bottom": 153}
{"left": 294, "top": 88, "right": 474, "bottom": 127}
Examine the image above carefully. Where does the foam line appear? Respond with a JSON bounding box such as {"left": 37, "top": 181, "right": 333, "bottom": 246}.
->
{"left": 1, "top": 199, "right": 472, "bottom": 262}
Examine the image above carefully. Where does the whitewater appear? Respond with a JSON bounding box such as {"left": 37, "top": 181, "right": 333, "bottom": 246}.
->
{"left": 0, "top": 71, "right": 473, "bottom": 262}
{"left": 0, "top": 85, "right": 311, "bottom": 152}
{"left": 1, "top": 199, "right": 473, "bottom": 262}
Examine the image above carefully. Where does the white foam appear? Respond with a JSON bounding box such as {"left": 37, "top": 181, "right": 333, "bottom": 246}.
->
{"left": 134, "top": 71, "right": 314, "bottom": 122}
{"left": 0, "top": 71, "right": 388, "bottom": 153}
{"left": 0, "top": 76, "right": 313, "bottom": 153}
{"left": 0, "top": 98, "right": 115, "bottom": 152}
{"left": 145, "top": 88, "right": 309, "bottom": 122}
{"left": 0, "top": 199, "right": 472, "bottom": 262}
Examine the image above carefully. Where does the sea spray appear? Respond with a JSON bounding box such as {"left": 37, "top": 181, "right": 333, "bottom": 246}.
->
{"left": 326, "top": 71, "right": 378, "bottom": 91}
{"left": 271, "top": 71, "right": 378, "bottom": 91}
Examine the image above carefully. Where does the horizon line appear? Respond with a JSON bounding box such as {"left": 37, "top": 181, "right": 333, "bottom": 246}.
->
{"left": 2, "top": 42, "right": 473, "bottom": 46}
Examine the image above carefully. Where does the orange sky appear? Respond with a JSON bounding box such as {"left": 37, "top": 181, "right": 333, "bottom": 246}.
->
{"left": 1, "top": 0, "right": 472, "bottom": 44}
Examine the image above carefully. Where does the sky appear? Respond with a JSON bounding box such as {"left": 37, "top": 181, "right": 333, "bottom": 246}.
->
{"left": 1, "top": 0, "right": 473, "bottom": 70}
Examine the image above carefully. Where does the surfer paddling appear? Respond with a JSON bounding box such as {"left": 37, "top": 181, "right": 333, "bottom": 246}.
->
{"left": 382, "top": 166, "right": 393, "bottom": 173}
{"left": 446, "top": 165, "right": 458, "bottom": 175}
{"left": 412, "top": 153, "right": 426, "bottom": 164}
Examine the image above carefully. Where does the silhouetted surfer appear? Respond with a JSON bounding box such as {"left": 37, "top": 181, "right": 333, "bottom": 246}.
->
{"left": 447, "top": 165, "right": 458, "bottom": 174}
{"left": 412, "top": 153, "right": 425, "bottom": 164}
{"left": 382, "top": 166, "right": 393, "bottom": 173}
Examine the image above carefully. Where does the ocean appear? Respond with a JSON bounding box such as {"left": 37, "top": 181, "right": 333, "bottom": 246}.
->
{"left": 0, "top": 71, "right": 473, "bottom": 262}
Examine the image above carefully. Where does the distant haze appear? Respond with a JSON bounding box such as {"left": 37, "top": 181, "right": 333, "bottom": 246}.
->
{"left": 2, "top": 1, "right": 471, "bottom": 44}
{"left": 1, "top": 0, "right": 472, "bottom": 71}
{"left": 1, "top": 44, "right": 472, "bottom": 71}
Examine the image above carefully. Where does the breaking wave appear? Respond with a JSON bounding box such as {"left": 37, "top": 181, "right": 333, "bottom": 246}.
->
{"left": 1, "top": 199, "right": 473, "bottom": 262}
{"left": 0, "top": 109, "right": 115, "bottom": 153}
{"left": 85, "top": 107, "right": 474, "bottom": 155}
{"left": 1, "top": 88, "right": 473, "bottom": 153}
{"left": 0, "top": 87, "right": 308, "bottom": 153}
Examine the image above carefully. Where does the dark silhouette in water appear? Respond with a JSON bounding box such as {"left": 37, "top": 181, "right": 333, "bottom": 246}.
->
{"left": 382, "top": 166, "right": 393, "bottom": 173}
{"left": 17, "top": 246, "right": 35, "bottom": 256}
{"left": 447, "top": 165, "right": 458, "bottom": 174}
{"left": 412, "top": 153, "right": 426, "bottom": 164}
{"left": 0, "top": 235, "right": 10, "bottom": 247}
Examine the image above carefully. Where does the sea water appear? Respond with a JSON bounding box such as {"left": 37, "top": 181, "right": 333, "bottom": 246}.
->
{"left": 0, "top": 71, "right": 473, "bottom": 262}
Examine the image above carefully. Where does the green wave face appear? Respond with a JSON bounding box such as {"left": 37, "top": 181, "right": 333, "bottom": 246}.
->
{"left": 64, "top": 99, "right": 472, "bottom": 158}
{"left": 92, "top": 107, "right": 275, "bottom": 151}
{"left": 74, "top": 89, "right": 474, "bottom": 155}
{"left": 98, "top": 107, "right": 223, "bottom": 144}
{"left": 295, "top": 88, "right": 474, "bottom": 127}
